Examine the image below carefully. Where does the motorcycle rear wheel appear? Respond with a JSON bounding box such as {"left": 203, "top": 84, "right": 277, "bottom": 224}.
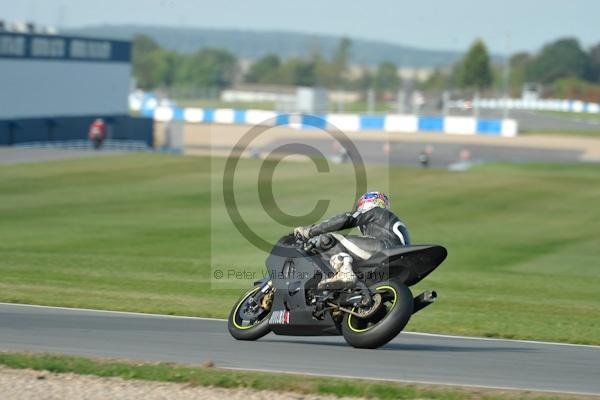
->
{"left": 341, "top": 281, "right": 413, "bottom": 349}
{"left": 228, "top": 285, "right": 272, "bottom": 341}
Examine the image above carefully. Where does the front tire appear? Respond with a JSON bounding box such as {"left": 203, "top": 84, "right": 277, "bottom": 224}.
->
{"left": 341, "top": 281, "right": 413, "bottom": 349}
{"left": 228, "top": 285, "right": 272, "bottom": 341}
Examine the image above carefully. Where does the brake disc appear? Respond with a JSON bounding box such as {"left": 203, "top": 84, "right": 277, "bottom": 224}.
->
{"left": 355, "top": 293, "right": 382, "bottom": 318}
{"left": 239, "top": 296, "right": 263, "bottom": 320}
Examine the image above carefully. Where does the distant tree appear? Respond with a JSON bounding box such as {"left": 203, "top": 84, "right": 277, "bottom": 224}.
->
{"left": 552, "top": 77, "right": 594, "bottom": 100}
{"left": 132, "top": 34, "right": 165, "bottom": 89}
{"left": 314, "top": 58, "right": 336, "bottom": 87}
{"left": 132, "top": 34, "right": 161, "bottom": 54}
{"left": 350, "top": 67, "right": 373, "bottom": 92}
{"left": 457, "top": 39, "right": 493, "bottom": 90}
{"left": 295, "top": 60, "right": 318, "bottom": 87}
{"left": 132, "top": 33, "right": 239, "bottom": 91}
{"left": 310, "top": 38, "right": 352, "bottom": 88}
{"left": 373, "top": 61, "right": 400, "bottom": 94}
{"left": 177, "top": 48, "right": 237, "bottom": 89}
{"left": 245, "top": 54, "right": 282, "bottom": 83}
{"left": 421, "top": 68, "right": 451, "bottom": 91}
{"left": 508, "top": 52, "right": 532, "bottom": 95}
{"left": 526, "top": 38, "right": 590, "bottom": 84}
{"left": 331, "top": 37, "right": 352, "bottom": 87}
{"left": 510, "top": 52, "right": 532, "bottom": 67}
{"left": 588, "top": 43, "right": 600, "bottom": 83}
{"left": 157, "top": 51, "right": 181, "bottom": 88}
{"left": 280, "top": 58, "right": 317, "bottom": 86}
{"left": 308, "top": 50, "right": 327, "bottom": 87}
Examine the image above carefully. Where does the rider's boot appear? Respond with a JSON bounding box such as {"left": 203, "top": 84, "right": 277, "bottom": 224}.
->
{"left": 318, "top": 252, "right": 358, "bottom": 290}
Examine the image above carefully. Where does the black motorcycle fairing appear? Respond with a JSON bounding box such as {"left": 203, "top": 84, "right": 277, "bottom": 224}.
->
{"left": 266, "top": 235, "right": 446, "bottom": 289}
{"left": 266, "top": 252, "right": 340, "bottom": 335}
{"left": 261, "top": 235, "right": 446, "bottom": 337}
{"left": 354, "top": 245, "right": 447, "bottom": 286}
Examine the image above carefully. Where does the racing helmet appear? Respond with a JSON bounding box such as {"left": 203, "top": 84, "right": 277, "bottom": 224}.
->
{"left": 356, "top": 191, "right": 390, "bottom": 213}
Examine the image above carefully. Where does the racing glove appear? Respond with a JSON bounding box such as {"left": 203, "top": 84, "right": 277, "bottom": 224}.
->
{"left": 294, "top": 226, "right": 313, "bottom": 240}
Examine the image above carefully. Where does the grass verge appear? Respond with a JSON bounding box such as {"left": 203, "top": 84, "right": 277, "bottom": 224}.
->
{"left": 172, "top": 98, "right": 393, "bottom": 112}
{"left": 0, "top": 352, "right": 589, "bottom": 400}
{"left": 1, "top": 154, "right": 599, "bottom": 344}
{"left": 537, "top": 111, "right": 600, "bottom": 121}
{"left": 520, "top": 129, "right": 600, "bottom": 138}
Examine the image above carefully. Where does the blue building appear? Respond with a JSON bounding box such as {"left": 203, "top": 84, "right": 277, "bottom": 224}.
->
{"left": 0, "top": 30, "right": 152, "bottom": 146}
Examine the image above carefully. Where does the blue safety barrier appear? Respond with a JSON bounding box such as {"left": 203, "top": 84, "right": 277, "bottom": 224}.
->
{"left": 143, "top": 105, "right": 517, "bottom": 137}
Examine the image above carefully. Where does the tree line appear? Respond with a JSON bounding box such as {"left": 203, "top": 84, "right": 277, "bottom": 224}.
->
{"left": 133, "top": 33, "right": 600, "bottom": 101}
{"left": 132, "top": 34, "right": 400, "bottom": 97}
{"left": 425, "top": 37, "right": 600, "bottom": 100}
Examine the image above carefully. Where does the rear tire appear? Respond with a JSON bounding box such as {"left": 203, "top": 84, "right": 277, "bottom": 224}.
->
{"left": 341, "top": 281, "right": 413, "bottom": 349}
{"left": 228, "top": 285, "right": 272, "bottom": 341}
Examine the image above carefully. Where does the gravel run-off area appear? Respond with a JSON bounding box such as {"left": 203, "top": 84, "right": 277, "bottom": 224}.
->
{"left": 0, "top": 366, "right": 361, "bottom": 400}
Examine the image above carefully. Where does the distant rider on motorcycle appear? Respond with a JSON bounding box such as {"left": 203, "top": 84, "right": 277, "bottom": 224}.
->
{"left": 294, "top": 191, "right": 410, "bottom": 289}
{"left": 88, "top": 118, "right": 106, "bottom": 150}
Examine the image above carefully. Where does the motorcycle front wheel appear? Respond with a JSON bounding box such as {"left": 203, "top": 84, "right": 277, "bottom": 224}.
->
{"left": 228, "top": 285, "right": 272, "bottom": 341}
{"left": 341, "top": 281, "right": 413, "bottom": 349}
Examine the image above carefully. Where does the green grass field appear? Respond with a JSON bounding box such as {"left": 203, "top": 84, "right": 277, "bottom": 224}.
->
{"left": 521, "top": 129, "right": 600, "bottom": 138}
{"left": 538, "top": 110, "right": 600, "bottom": 121}
{"left": 1, "top": 154, "right": 599, "bottom": 344}
{"left": 174, "top": 98, "right": 277, "bottom": 110}
{"left": 173, "top": 97, "right": 393, "bottom": 113}
{"left": 521, "top": 111, "right": 600, "bottom": 137}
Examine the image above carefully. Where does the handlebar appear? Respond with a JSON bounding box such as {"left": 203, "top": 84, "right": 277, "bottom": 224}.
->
{"left": 292, "top": 233, "right": 334, "bottom": 254}
{"left": 291, "top": 232, "right": 316, "bottom": 252}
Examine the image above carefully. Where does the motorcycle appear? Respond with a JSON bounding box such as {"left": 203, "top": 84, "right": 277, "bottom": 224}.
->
{"left": 228, "top": 233, "right": 447, "bottom": 349}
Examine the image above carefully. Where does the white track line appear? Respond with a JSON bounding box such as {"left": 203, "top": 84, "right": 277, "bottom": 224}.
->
{"left": 401, "top": 331, "right": 600, "bottom": 349}
{"left": 1, "top": 302, "right": 599, "bottom": 349}
{"left": 0, "top": 302, "right": 224, "bottom": 322}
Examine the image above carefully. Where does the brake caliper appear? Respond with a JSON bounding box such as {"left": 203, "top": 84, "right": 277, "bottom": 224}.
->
{"left": 260, "top": 290, "right": 274, "bottom": 310}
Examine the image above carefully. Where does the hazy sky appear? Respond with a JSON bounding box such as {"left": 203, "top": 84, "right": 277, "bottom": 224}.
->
{"left": 2, "top": 0, "right": 598, "bottom": 54}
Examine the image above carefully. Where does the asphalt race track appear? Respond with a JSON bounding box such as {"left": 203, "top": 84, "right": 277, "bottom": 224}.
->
{"left": 1, "top": 304, "right": 599, "bottom": 396}
{"left": 265, "top": 137, "right": 585, "bottom": 168}
{"left": 0, "top": 148, "right": 126, "bottom": 165}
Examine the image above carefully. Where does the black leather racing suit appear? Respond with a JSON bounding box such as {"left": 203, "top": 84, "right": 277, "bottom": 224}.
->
{"left": 308, "top": 207, "right": 411, "bottom": 261}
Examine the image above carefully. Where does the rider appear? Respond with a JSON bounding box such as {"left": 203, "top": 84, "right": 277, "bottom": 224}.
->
{"left": 294, "top": 191, "right": 410, "bottom": 289}
{"left": 88, "top": 118, "right": 106, "bottom": 150}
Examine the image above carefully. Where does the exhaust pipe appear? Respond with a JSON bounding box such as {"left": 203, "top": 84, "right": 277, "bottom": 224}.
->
{"left": 413, "top": 290, "right": 437, "bottom": 314}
